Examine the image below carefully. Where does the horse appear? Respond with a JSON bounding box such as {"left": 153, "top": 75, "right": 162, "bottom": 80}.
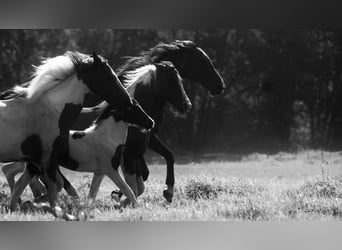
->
{"left": 3, "top": 61, "right": 191, "bottom": 207}
{"left": 115, "top": 40, "right": 226, "bottom": 202}
{"left": 3, "top": 97, "right": 154, "bottom": 208}
{"left": 8, "top": 40, "right": 226, "bottom": 203}
{"left": 0, "top": 51, "right": 134, "bottom": 215}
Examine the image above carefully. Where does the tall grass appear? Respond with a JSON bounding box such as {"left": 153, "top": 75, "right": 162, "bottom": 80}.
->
{"left": 1, "top": 151, "right": 342, "bottom": 221}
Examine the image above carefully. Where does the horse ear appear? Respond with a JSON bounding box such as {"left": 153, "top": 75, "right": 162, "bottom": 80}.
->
{"left": 92, "top": 51, "right": 101, "bottom": 65}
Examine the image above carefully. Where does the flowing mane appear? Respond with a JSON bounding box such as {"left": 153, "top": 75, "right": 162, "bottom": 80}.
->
{"left": 117, "top": 40, "right": 197, "bottom": 78}
{"left": 0, "top": 51, "right": 88, "bottom": 102}
{"left": 122, "top": 64, "right": 156, "bottom": 88}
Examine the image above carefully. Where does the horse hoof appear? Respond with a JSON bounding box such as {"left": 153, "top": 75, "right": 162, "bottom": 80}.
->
{"left": 111, "top": 190, "right": 123, "bottom": 201}
{"left": 77, "top": 211, "right": 87, "bottom": 221}
{"left": 63, "top": 213, "right": 77, "bottom": 221}
{"left": 21, "top": 201, "right": 35, "bottom": 213}
{"left": 163, "top": 190, "right": 173, "bottom": 203}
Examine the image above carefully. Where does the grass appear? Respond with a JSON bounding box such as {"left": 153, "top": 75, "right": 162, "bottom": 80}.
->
{"left": 1, "top": 150, "right": 342, "bottom": 221}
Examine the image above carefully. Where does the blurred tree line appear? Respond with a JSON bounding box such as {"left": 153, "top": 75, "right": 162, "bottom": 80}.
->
{"left": 1, "top": 29, "right": 342, "bottom": 155}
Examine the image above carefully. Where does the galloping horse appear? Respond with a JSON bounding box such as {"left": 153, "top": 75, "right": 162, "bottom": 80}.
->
{"left": 0, "top": 51, "right": 134, "bottom": 214}
{"left": 4, "top": 98, "right": 154, "bottom": 208}
{"left": 3, "top": 61, "right": 190, "bottom": 206}
{"left": 116, "top": 40, "right": 226, "bottom": 201}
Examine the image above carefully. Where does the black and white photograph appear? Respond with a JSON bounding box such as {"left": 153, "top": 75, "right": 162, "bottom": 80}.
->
{"left": 0, "top": 29, "right": 342, "bottom": 222}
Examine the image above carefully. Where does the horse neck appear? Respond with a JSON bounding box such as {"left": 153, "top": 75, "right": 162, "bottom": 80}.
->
{"left": 132, "top": 79, "right": 165, "bottom": 125}
{"left": 41, "top": 74, "right": 89, "bottom": 112}
{"left": 91, "top": 116, "right": 127, "bottom": 147}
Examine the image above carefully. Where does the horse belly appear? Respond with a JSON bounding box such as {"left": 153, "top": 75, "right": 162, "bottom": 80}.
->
{"left": 0, "top": 109, "right": 28, "bottom": 161}
{"left": 68, "top": 136, "right": 97, "bottom": 171}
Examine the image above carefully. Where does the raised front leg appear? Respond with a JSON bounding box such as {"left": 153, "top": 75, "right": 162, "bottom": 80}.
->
{"left": 148, "top": 133, "right": 175, "bottom": 203}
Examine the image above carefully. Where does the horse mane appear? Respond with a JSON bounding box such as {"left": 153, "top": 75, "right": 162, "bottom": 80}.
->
{"left": 122, "top": 64, "right": 156, "bottom": 88}
{"left": 117, "top": 40, "right": 197, "bottom": 77}
{"left": 0, "top": 51, "right": 88, "bottom": 102}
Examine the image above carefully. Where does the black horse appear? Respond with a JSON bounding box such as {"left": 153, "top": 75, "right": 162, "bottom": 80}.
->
{"left": 118, "top": 41, "right": 225, "bottom": 201}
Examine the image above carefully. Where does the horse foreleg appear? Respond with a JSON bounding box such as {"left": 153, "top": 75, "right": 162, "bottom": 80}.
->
{"left": 138, "top": 156, "right": 149, "bottom": 181}
{"left": 148, "top": 133, "right": 174, "bottom": 203}
{"left": 121, "top": 148, "right": 139, "bottom": 196}
{"left": 135, "top": 158, "right": 145, "bottom": 196}
{"left": 105, "top": 165, "right": 138, "bottom": 208}
{"left": 87, "top": 173, "right": 104, "bottom": 207}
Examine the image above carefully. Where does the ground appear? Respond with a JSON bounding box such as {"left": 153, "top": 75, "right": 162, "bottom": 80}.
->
{"left": 1, "top": 150, "right": 342, "bottom": 221}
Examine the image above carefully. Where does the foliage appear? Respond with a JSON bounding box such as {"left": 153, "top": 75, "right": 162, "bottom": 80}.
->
{"left": 1, "top": 29, "right": 342, "bottom": 154}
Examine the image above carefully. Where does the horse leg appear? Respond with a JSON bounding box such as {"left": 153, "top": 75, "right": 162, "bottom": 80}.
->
{"left": 41, "top": 151, "right": 62, "bottom": 217}
{"left": 105, "top": 165, "right": 138, "bottom": 208}
{"left": 30, "top": 174, "right": 46, "bottom": 198}
{"left": 148, "top": 133, "right": 174, "bottom": 203}
{"left": 59, "top": 168, "right": 79, "bottom": 198}
{"left": 2, "top": 162, "right": 25, "bottom": 194}
{"left": 112, "top": 155, "right": 146, "bottom": 199}
{"left": 139, "top": 156, "right": 149, "bottom": 181}
{"left": 135, "top": 159, "right": 145, "bottom": 197}
{"left": 121, "top": 148, "right": 138, "bottom": 196}
{"left": 87, "top": 173, "right": 105, "bottom": 207}
{"left": 10, "top": 165, "right": 37, "bottom": 211}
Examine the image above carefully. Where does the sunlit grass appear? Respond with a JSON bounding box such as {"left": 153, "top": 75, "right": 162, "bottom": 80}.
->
{"left": 1, "top": 150, "right": 342, "bottom": 221}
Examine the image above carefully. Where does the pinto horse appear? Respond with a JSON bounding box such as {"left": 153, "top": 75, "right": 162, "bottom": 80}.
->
{"left": 0, "top": 51, "right": 134, "bottom": 214}
{"left": 3, "top": 61, "right": 190, "bottom": 206}
{"left": 4, "top": 98, "right": 154, "bottom": 208}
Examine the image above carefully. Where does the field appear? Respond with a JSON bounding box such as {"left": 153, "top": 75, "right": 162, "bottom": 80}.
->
{"left": 1, "top": 150, "right": 342, "bottom": 221}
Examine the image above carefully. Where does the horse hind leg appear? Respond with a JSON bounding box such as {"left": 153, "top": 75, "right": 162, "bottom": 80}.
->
{"left": 10, "top": 166, "right": 34, "bottom": 211}
{"left": 2, "top": 162, "right": 26, "bottom": 193}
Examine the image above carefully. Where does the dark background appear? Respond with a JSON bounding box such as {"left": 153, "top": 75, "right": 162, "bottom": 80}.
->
{"left": 1, "top": 29, "right": 342, "bottom": 159}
